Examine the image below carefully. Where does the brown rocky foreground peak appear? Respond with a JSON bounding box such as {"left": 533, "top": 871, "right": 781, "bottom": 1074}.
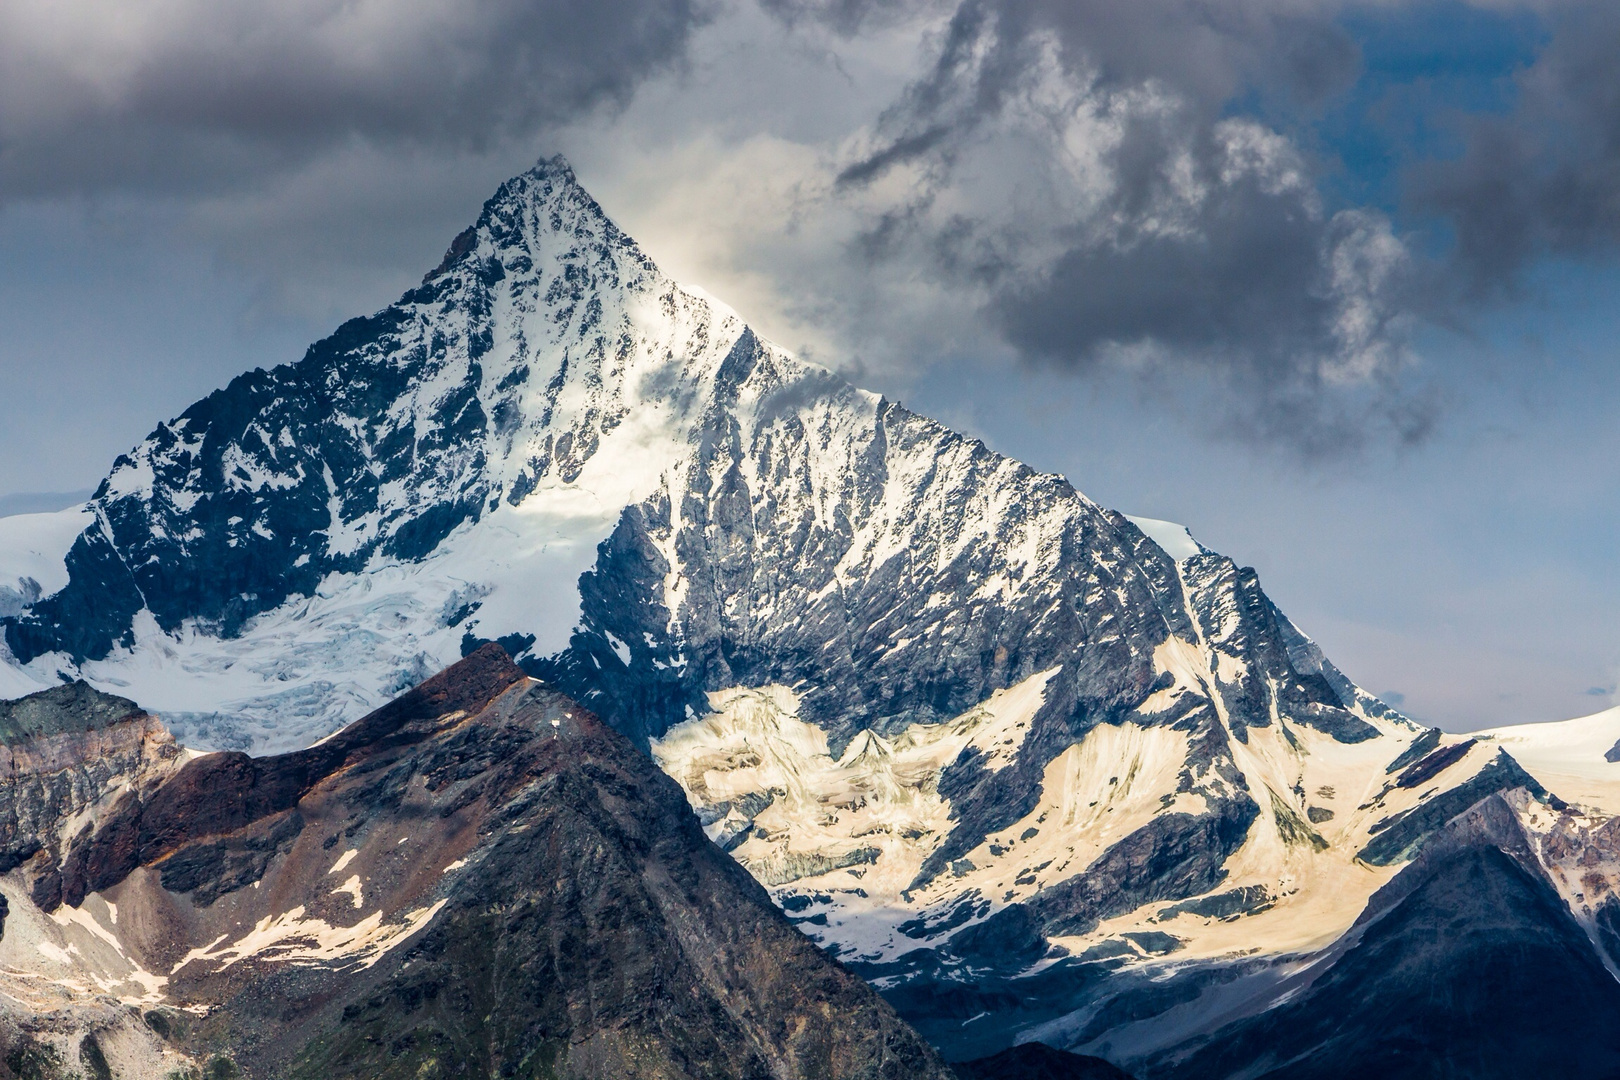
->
{"left": 0, "top": 647, "right": 956, "bottom": 1080}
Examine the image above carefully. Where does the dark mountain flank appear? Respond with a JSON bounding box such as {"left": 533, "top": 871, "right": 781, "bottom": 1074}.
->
{"left": 1131, "top": 791, "right": 1620, "bottom": 1080}
{"left": 954, "top": 1043, "right": 1135, "bottom": 1080}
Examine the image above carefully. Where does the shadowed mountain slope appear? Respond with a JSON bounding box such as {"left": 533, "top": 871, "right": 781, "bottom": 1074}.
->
{"left": 1077, "top": 790, "right": 1620, "bottom": 1080}
{"left": 954, "top": 1043, "right": 1135, "bottom": 1080}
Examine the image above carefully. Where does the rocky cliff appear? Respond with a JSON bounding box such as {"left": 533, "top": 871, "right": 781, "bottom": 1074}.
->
{"left": 0, "top": 682, "right": 186, "bottom": 914}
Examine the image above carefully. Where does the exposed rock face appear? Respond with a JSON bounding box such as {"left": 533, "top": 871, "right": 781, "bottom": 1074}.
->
{"left": 0, "top": 682, "right": 184, "bottom": 910}
{"left": 0, "top": 648, "right": 956, "bottom": 1080}
{"left": 49, "top": 644, "right": 529, "bottom": 910}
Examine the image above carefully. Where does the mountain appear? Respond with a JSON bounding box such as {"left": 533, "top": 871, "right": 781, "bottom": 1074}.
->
{"left": 650, "top": 686, "right": 1549, "bottom": 1061}
{"left": 1117, "top": 788, "right": 1620, "bottom": 1079}
{"left": 1, "top": 156, "right": 1613, "bottom": 1069}
{"left": 0, "top": 646, "right": 956, "bottom": 1080}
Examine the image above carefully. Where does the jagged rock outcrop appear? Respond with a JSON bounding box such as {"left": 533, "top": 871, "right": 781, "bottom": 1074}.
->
{"left": 0, "top": 682, "right": 184, "bottom": 911}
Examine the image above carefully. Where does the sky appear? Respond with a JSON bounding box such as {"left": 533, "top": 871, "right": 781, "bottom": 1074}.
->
{"left": 1, "top": 0, "right": 1617, "bottom": 730}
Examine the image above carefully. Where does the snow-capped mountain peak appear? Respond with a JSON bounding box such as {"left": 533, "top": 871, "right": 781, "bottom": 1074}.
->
{"left": 1, "top": 156, "right": 1583, "bottom": 1063}
{"left": 3, "top": 156, "right": 868, "bottom": 744}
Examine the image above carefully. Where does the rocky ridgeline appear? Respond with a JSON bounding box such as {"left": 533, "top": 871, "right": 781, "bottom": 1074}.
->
{"left": 2, "top": 665, "right": 1616, "bottom": 1080}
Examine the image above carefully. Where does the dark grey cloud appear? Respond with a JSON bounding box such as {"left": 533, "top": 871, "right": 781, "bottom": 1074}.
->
{"left": 817, "top": 0, "right": 1432, "bottom": 455}
{"left": 756, "top": 0, "right": 1620, "bottom": 455}
{"left": 1419, "top": 3, "right": 1620, "bottom": 296}
{"left": 0, "top": 0, "right": 709, "bottom": 200}
{"left": 779, "top": 0, "right": 1359, "bottom": 103}
{"left": 758, "top": 0, "right": 922, "bottom": 35}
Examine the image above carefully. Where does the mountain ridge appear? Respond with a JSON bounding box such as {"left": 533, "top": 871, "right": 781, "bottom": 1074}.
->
{"left": 1, "top": 155, "right": 1610, "bottom": 1069}
{"left": 1125, "top": 788, "right": 1620, "bottom": 1078}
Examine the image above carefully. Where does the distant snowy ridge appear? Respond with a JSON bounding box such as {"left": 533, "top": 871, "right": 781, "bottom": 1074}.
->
{"left": 1479, "top": 705, "right": 1620, "bottom": 814}
{"left": 0, "top": 505, "right": 94, "bottom": 697}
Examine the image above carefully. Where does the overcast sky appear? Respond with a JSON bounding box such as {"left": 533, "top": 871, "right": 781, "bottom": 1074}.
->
{"left": 3, "top": 0, "right": 1618, "bottom": 730}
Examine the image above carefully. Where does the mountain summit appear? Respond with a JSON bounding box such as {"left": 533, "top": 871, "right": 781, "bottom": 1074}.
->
{"left": 0, "top": 158, "right": 1596, "bottom": 1068}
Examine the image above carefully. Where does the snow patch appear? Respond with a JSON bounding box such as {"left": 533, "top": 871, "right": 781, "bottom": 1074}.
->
{"left": 332, "top": 875, "right": 364, "bottom": 908}
{"left": 1125, "top": 515, "right": 1203, "bottom": 562}
{"left": 171, "top": 901, "right": 447, "bottom": 974}
{"left": 0, "top": 504, "right": 93, "bottom": 605}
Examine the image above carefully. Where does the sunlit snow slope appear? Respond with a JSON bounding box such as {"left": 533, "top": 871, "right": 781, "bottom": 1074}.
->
{"left": 1479, "top": 706, "right": 1620, "bottom": 814}
{"left": 4, "top": 156, "right": 1612, "bottom": 1063}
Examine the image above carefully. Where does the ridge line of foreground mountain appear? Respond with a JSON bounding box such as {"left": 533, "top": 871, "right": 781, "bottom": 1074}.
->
{"left": 6, "top": 650, "right": 1620, "bottom": 1078}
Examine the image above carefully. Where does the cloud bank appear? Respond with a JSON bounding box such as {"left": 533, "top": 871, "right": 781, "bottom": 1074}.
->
{"left": 816, "top": 0, "right": 1422, "bottom": 454}
{"left": 0, "top": 0, "right": 706, "bottom": 197}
